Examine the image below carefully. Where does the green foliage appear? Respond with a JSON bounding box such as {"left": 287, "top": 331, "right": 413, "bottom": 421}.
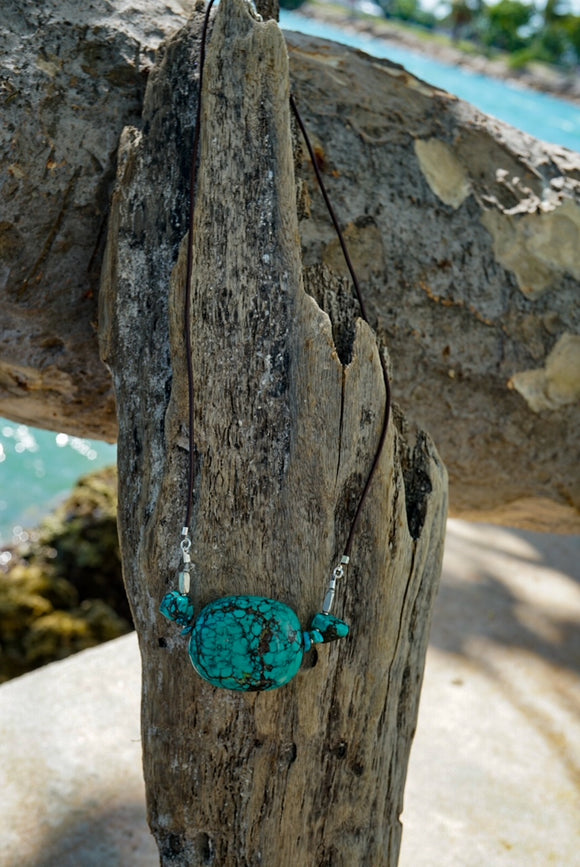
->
{"left": 566, "top": 15, "right": 580, "bottom": 54}
{"left": 540, "top": 22, "right": 570, "bottom": 61}
{"left": 480, "top": 0, "right": 533, "bottom": 52}
{"left": 392, "top": 0, "right": 421, "bottom": 20}
{"left": 507, "top": 44, "right": 539, "bottom": 69}
{"left": 299, "top": 0, "right": 580, "bottom": 67}
{"left": 543, "top": 0, "right": 569, "bottom": 25}
{"left": 516, "top": 16, "right": 580, "bottom": 66}
{"left": 435, "top": 0, "right": 580, "bottom": 66}
{"left": 378, "top": 0, "right": 438, "bottom": 28}
{"left": 373, "top": 0, "right": 580, "bottom": 67}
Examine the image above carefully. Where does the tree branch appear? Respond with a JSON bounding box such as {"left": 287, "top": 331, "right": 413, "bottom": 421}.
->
{"left": 2, "top": 0, "right": 579, "bottom": 531}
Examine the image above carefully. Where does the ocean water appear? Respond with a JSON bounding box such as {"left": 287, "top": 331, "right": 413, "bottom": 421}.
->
{"left": 1, "top": 12, "right": 579, "bottom": 544}
{"left": 280, "top": 10, "right": 580, "bottom": 151}
{"left": 0, "top": 422, "right": 116, "bottom": 547}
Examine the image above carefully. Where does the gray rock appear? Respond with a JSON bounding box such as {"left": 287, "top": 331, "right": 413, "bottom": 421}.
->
{"left": 0, "top": 0, "right": 193, "bottom": 439}
{"left": 0, "top": 632, "right": 157, "bottom": 866}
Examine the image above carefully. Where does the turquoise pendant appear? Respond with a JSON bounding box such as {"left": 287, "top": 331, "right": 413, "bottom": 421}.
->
{"left": 190, "top": 595, "right": 303, "bottom": 691}
{"left": 160, "top": 591, "right": 349, "bottom": 692}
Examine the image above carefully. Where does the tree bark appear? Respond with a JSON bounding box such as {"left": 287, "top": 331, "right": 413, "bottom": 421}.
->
{"left": 99, "top": 1, "right": 447, "bottom": 863}
{"left": 2, "top": 0, "right": 579, "bottom": 531}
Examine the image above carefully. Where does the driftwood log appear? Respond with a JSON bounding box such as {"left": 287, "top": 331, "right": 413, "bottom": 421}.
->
{"left": 1, "top": 0, "right": 579, "bottom": 532}
{"left": 99, "top": 1, "right": 447, "bottom": 863}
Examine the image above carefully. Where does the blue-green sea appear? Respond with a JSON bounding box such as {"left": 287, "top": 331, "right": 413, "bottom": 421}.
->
{"left": 0, "top": 422, "right": 116, "bottom": 547}
{"left": 1, "top": 12, "right": 579, "bottom": 545}
{"left": 280, "top": 10, "right": 580, "bottom": 150}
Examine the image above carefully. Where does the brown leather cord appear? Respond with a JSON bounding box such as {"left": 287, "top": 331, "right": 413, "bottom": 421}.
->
{"left": 289, "top": 94, "right": 391, "bottom": 558}
{"left": 184, "top": 2, "right": 391, "bottom": 563}
{"left": 184, "top": 0, "right": 216, "bottom": 530}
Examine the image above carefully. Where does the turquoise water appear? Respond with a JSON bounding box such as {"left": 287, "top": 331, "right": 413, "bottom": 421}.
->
{"left": 280, "top": 10, "right": 580, "bottom": 151}
{"left": 1, "top": 13, "right": 579, "bottom": 543}
{"left": 0, "top": 422, "right": 116, "bottom": 546}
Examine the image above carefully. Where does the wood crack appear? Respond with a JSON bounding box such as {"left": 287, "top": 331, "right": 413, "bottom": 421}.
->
{"left": 336, "top": 365, "right": 345, "bottom": 485}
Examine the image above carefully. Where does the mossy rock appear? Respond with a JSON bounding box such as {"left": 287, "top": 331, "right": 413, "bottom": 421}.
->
{"left": 0, "top": 466, "right": 131, "bottom": 682}
{"left": 37, "top": 465, "right": 129, "bottom": 621}
{"left": 24, "top": 600, "right": 130, "bottom": 668}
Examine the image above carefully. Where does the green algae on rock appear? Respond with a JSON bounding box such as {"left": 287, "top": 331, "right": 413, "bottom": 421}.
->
{"left": 0, "top": 466, "right": 130, "bottom": 682}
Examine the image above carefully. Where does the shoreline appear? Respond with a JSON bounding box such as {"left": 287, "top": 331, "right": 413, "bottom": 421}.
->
{"left": 295, "top": 3, "right": 580, "bottom": 107}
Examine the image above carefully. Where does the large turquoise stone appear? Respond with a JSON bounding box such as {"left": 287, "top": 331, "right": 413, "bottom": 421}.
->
{"left": 189, "top": 595, "right": 304, "bottom": 691}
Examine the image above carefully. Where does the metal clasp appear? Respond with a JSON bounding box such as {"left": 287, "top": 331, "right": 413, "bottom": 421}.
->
{"left": 322, "top": 555, "right": 349, "bottom": 614}
{"left": 179, "top": 526, "right": 192, "bottom": 595}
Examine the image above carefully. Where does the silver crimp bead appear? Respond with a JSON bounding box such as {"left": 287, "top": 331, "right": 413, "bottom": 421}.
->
{"left": 322, "top": 561, "right": 347, "bottom": 615}
{"left": 178, "top": 569, "right": 191, "bottom": 595}
{"left": 179, "top": 528, "right": 192, "bottom": 594}
{"left": 322, "top": 584, "right": 335, "bottom": 615}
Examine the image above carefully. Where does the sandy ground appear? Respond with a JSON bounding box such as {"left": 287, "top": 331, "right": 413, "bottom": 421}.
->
{"left": 1, "top": 519, "right": 579, "bottom": 866}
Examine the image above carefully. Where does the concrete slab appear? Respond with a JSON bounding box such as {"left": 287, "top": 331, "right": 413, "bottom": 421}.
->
{"left": 1, "top": 520, "right": 579, "bottom": 866}
{"left": 400, "top": 521, "right": 580, "bottom": 867}
{"left": 0, "top": 634, "right": 157, "bottom": 867}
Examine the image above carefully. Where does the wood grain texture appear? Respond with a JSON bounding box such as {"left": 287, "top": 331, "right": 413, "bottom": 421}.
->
{"left": 100, "top": 1, "right": 447, "bottom": 863}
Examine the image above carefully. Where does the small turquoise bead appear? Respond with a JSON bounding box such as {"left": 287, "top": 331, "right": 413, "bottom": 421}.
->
{"left": 189, "top": 595, "right": 304, "bottom": 691}
{"left": 310, "top": 612, "right": 349, "bottom": 642}
{"left": 160, "top": 591, "right": 195, "bottom": 631}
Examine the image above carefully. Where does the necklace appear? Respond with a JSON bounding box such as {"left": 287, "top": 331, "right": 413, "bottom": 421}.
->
{"left": 160, "top": 0, "right": 391, "bottom": 691}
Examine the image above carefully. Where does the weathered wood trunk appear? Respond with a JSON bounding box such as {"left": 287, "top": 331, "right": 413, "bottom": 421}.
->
{"left": 101, "top": 2, "right": 447, "bottom": 863}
